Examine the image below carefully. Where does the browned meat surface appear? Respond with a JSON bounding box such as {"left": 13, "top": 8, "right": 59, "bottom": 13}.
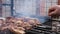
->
{"left": 0, "top": 17, "right": 41, "bottom": 34}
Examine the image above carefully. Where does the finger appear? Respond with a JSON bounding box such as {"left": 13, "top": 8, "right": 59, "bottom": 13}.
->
{"left": 48, "top": 7, "right": 56, "bottom": 13}
{"left": 48, "top": 11, "right": 57, "bottom": 16}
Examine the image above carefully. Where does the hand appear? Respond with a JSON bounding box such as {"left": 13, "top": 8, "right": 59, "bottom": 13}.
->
{"left": 48, "top": 5, "right": 60, "bottom": 16}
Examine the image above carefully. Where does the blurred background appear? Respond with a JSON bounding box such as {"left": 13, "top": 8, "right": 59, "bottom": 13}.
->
{"left": 0, "top": 0, "right": 59, "bottom": 23}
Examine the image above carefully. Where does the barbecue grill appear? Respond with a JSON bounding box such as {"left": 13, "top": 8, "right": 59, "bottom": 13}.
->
{"left": 25, "top": 16, "right": 60, "bottom": 34}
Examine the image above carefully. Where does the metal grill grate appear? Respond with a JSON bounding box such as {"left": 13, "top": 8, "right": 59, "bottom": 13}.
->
{"left": 51, "top": 16, "right": 60, "bottom": 32}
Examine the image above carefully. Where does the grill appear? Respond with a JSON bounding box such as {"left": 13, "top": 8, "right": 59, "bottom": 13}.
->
{"left": 25, "top": 16, "right": 60, "bottom": 34}
{"left": 51, "top": 16, "right": 60, "bottom": 32}
{"left": 25, "top": 25, "right": 58, "bottom": 34}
